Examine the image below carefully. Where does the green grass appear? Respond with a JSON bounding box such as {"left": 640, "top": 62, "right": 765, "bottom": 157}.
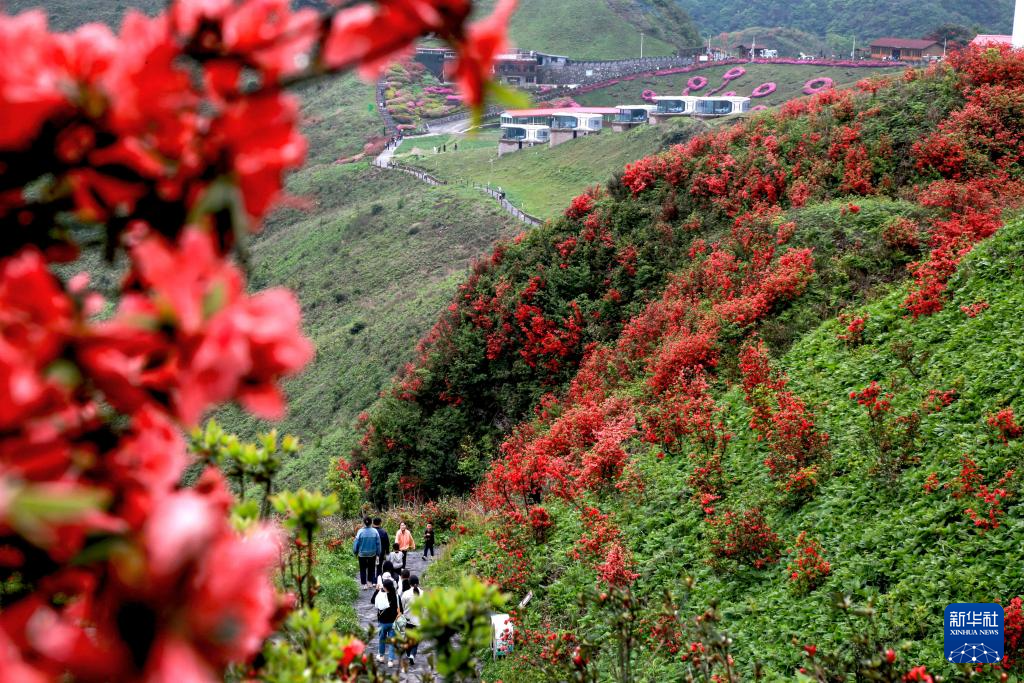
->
{"left": 472, "top": 0, "right": 689, "bottom": 59}
{"left": 406, "top": 118, "right": 701, "bottom": 219}
{"left": 216, "top": 161, "right": 521, "bottom": 490}
{"left": 396, "top": 129, "right": 502, "bottom": 156}
{"left": 296, "top": 74, "right": 383, "bottom": 165}
{"left": 574, "top": 62, "right": 906, "bottom": 109}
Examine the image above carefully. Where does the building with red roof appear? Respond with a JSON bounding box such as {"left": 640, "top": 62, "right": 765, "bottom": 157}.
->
{"left": 971, "top": 35, "right": 1013, "bottom": 47}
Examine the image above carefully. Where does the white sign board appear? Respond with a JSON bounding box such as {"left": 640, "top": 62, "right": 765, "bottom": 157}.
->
{"left": 491, "top": 613, "right": 514, "bottom": 657}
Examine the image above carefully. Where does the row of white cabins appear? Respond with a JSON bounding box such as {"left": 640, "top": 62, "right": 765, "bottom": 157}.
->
{"left": 498, "top": 96, "right": 751, "bottom": 155}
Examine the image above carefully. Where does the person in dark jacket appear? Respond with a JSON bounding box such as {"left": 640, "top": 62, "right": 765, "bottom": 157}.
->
{"left": 421, "top": 523, "right": 435, "bottom": 560}
{"left": 353, "top": 517, "right": 381, "bottom": 589}
{"left": 373, "top": 517, "right": 389, "bottom": 579}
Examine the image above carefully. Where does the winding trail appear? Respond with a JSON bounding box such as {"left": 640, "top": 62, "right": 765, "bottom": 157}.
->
{"left": 354, "top": 552, "right": 439, "bottom": 681}
{"left": 373, "top": 142, "right": 542, "bottom": 226}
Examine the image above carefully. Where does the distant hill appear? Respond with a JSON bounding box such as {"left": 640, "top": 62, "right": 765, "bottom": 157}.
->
{"left": 473, "top": 0, "right": 701, "bottom": 59}
{"left": 677, "top": 0, "right": 1011, "bottom": 41}
{"left": 8, "top": 0, "right": 701, "bottom": 61}
{"left": 4, "top": 0, "right": 162, "bottom": 29}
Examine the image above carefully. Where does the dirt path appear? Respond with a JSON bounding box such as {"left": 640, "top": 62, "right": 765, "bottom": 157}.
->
{"left": 354, "top": 551, "right": 440, "bottom": 681}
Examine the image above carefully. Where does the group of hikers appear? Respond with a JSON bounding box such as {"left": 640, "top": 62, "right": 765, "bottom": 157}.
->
{"left": 352, "top": 517, "right": 437, "bottom": 668}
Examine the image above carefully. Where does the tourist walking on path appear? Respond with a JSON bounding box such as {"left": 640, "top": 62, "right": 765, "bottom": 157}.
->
{"left": 396, "top": 522, "right": 416, "bottom": 568}
{"left": 353, "top": 517, "right": 381, "bottom": 589}
{"left": 373, "top": 517, "right": 390, "bottom": 578}
{"left": 421, "top": 523, "right": 435, "bottom": 560}
{"left": 374, "top": 578, "right": 401, "bottom": 667}
{"left": 401, "top": 575, "right": 423, "bottom": 664}
{"left": 387, "top": 542, "right": 403, "bottom": 569}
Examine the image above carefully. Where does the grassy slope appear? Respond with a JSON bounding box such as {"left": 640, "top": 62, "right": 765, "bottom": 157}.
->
{"left": 407, "top": 118, "right": 700, "bottom": 219}
{"left": 5, "top": 0, "right": 162, "bottom": 29}
{"left": 219, "top": 162, "right": 520, "bottom": 489}
{"left": 296, "top": 74, "right": 383, "bottom": 165}
{"left": 441, "top": 213, "right": 1024, "bottom": 681}
{"left": 472, "top": 0, "right": 679, "bottom": 59}
{"left": 574, "top": 62, "right": 906, "bottom": 108}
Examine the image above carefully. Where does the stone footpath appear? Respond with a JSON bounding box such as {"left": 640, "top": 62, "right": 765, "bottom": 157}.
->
{"left": 354, "top": 550, "right": 439, "bottom": 681}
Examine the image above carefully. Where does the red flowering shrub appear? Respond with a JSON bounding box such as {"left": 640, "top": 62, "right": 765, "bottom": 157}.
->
{"left": 960, "top": 300, "right": 990, "bottom": 317}
{"left": 1000, "top": 596, "right": 1023, "bottom": 671}
{"left": 529, "top": 505, "right": 553, "bottom": 543}
{"left": 0, "top": 0, "right": 511, "bottom": 678}
{"left": 787, "top": 531, "right": 831, "bottom": 594}
{"left": 596, "top": 541, "right": 640, "bottom": 588}
{"left": 836, "top": 312, "right": 868, "bottom": 346}
{"left": 740, "top": 341, "right": 830, "bottom": 501}
{"left": 706, "top": 507, "right": 781, "bottom": 569}
{"left": 987, "top": 407, "right": 1023, "bottom": 444}
{"left": 850, "top": 382, "right": 921, "bottom": 480}
{"left": 945, "top": 455, "right": 1016, "bottom": 532}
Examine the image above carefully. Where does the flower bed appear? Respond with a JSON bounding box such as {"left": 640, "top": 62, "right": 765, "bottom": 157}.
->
{"left": 803, "top": 77, "right": 834, "bottom": 95}
{"left": 723, "top": 91, "right": 737, "bottom": 97}
{"left": 641, "top": 89, "right": 657, "bottom": 102}
{"left": 751, "top": 82, "right": 777, "bottom": 98}
{"left": 723, "top": 66, "right": 747, "bottom": 81}
{"left": 752, "top": 104, "right": 768, "bottom": 111}
{"left": 687, "top": 75, "right": 708, "bottom": 91}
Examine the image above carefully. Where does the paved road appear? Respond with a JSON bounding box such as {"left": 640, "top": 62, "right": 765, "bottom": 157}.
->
{"left": 355, "top": 551, "right": 440, "bottom": 681}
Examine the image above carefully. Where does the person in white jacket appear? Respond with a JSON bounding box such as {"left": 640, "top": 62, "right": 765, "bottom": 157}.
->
{"left": 401, "top": 575, "right": 423, "bottom": 664}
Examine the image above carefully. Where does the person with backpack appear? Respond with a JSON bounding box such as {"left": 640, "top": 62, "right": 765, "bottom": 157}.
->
{"left": 352, "top": 517, "right": 381, "bottom": 589}
{"left": 387, "top": 542, "right": 403, "bottom": 569}
{"left": 374, "top": 578, "right": 401, "bottom": 667}
{"left": 373, "top": 517, "right": 389, "bottom": 579}
{"left": 395, "top": 522, "right": 415, "bottom": 568}
{"left": 401, "top": 575, "right": 423, "bottom": 664}
{"left": 421, "top": 523, "right": 435, "bottom": 560}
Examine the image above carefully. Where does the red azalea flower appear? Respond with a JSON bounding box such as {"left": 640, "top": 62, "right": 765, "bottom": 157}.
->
{"left": 449, "top": 0, "right": 517, "bottom": 110}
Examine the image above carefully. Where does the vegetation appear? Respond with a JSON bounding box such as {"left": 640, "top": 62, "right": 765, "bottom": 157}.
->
{"left": 471, "top": 0, "right": 698, "bottom": 58}
{"left": 405, "top": 47, "right": 1024, "bottom": 681}
{"left": 679, "top": 0, "right": 1011, "bottom": 43}
{"left": 407, "top": 119, "right": 700, "bottom": 218}
{"left": 221, "top": 162, "right": 520, "bottom": 490}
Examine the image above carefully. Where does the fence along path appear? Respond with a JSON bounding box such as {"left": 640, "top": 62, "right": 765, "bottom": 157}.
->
{"left": 373, "top": 143, "right": 543, "bottom": 226}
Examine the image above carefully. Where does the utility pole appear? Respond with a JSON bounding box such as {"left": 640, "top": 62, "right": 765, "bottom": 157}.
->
{"left": 640, "top": 32, "right": 644, "bottom": 59}
{"left": 851, "top": 36, "right": 856, "bottom": 60}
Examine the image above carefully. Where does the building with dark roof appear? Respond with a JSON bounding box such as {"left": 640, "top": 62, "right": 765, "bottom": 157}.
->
{"left": 869, "top": 38, "right": 943, "bottom": 62}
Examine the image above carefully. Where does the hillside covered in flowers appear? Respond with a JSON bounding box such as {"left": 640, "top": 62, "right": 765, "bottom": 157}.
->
{"left": 354, "top": 46, "right": 1024, "bottom": 679}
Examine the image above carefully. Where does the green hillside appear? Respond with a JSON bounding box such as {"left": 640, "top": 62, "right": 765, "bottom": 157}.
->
{"left": 453, "top": 212, "right": 1024, "bottom": 682}
{"left": 219, "top": 162, "right": 520, "bottom": 489}
{"left": 5, "top": 0, "right": 162, "bottom": 28}
{"left": 473, "top": 0, "right": 698, "bottom": 58}
{"left": 679, "top": 0, "right": 1011, "bottom": 41}
{"left": 405, "top": 118, "right": 700, "bottom": 219}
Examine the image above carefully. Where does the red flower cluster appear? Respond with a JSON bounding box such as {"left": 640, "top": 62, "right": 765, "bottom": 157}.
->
{"left": 787, "top": 531, "right": 831, "bottom": 593}
{"left": 836, "top": 312, "right": 868, "bottom": 346}
{"left": 0, "top": 0, "right": 511, "bottom": 678}
{"left": 740, "top": 341, "right": 830, "bottom": 500}
{"left": 946, "top": 455, "right": 1016, "bottom": 532}
{"left": 960, "top": 300, "right": 990, "bottom": 317}
{"left": 999, "top": 596, "right": 1023, "bottom": 671}
{"left": 706, "top": 507, "right": 781, "bottom": 569}
{"left": 987, "top": 407, "right": 1023, "bottom": 444}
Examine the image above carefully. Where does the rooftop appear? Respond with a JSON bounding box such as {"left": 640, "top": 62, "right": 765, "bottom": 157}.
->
{"left": 503, "top": 107, "right": 619, "bottom": 116}
{"left": 971, "top": 35, "right": 1013, "bottom": 46}
{"left": 869, "top": 38, "right": 940, "bottom": 49}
